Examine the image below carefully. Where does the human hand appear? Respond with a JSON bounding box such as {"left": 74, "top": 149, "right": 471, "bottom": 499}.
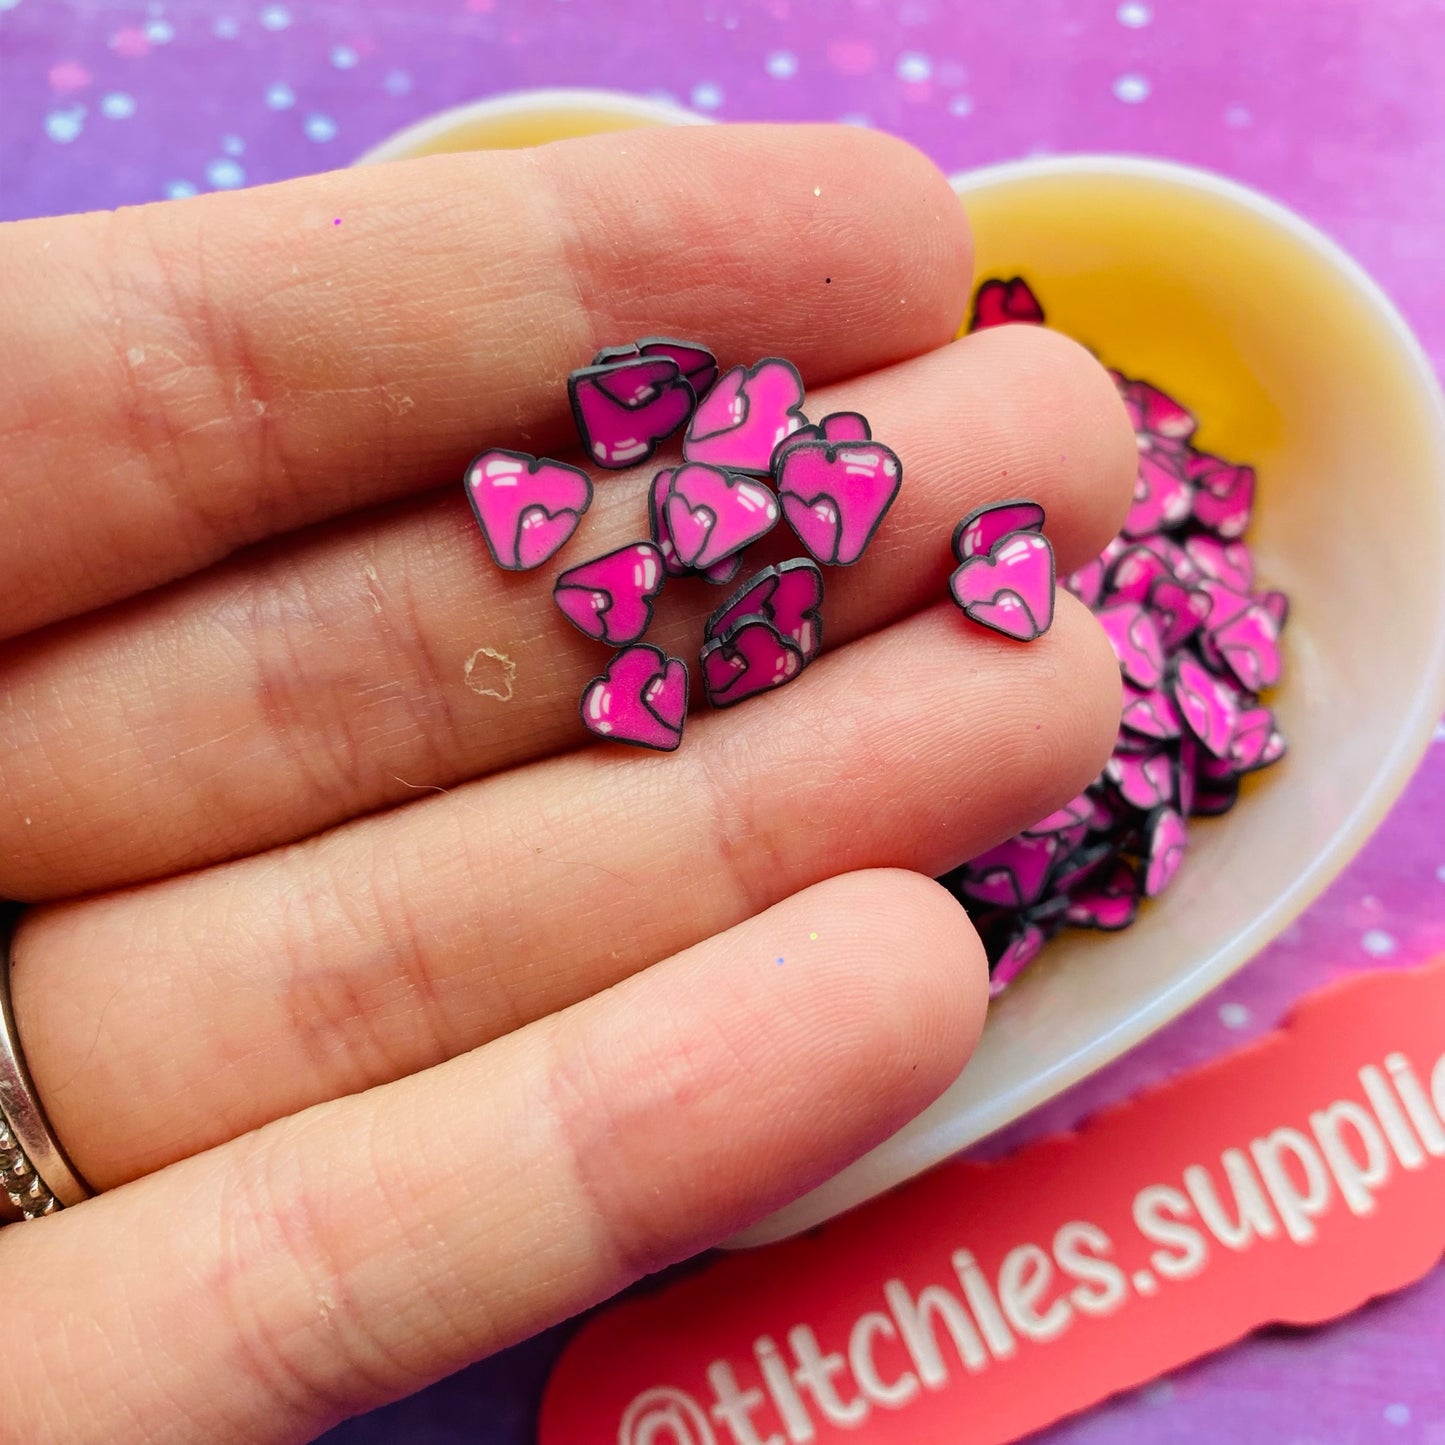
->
{"left": 0, "top": 124, "right": 1131, "bottom": 1441}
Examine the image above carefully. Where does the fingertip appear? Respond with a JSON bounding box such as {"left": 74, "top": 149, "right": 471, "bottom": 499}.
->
{"left": 956, "top": 324, "right": 1138, "bottom": 572}
{"left": 548, "top": 122, "right": 974, "bottom": 381}
{"left": 1055, "top": 588, "right": 1128, "bottom": 790}
{"left": 776, "top": 867, "right": 988, "bottom": 1119}
{"left": 1032, "top": 326, "right": 1137, "bottom": 561}
{"left": 1054, "top": 330, "right": 1139, "bottom": 547}
{"left": 820, "top": 126, "right": 974, "bottom": 348}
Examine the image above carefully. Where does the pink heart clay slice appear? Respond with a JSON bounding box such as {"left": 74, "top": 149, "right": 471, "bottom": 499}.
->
{"left": 1105, "top": 748, "right": 1175, "bottom": 811}
{"left": 1148, "top": 575, "right": 1214, "bottom": 651}
{"left": 1122, "top": 451, "right": 1194, "bottom": 539}
{"left": 771, "top": 410, "right": 872, "bottom": 468}
{"left": 1171, "top": 655, "right": 1240, "bottom": 759}
{"left": 989, "top": 922, "right": 1047, "bottom": 996}
{"left": 949, "top": 530, "right": 1056, "bottom": 642}
{"left": 663, "top": 462, "right": 780, "bottom": 571}
{"left": 950, "top": 497, "right": 1047, "bottom": 563}
{"left": 1187, "top": 453, "right": 1256, "bottom": 538}
{"left": 1258, "top": 589, "right": 1290, "bottom": 631}
{"left": 700, "top": 616, "right": 805, "bottom": 709}
{"left": 699, "top": 552, "right": 744, "bottom": 586}
{"left": 706, "top": 559, "right": 824, "bottom": 662}
{"left": 1064, "top": 557, "right": 1107, "bottom": 610}
{"left": 1211, "top": 603, "right": 1283, "bottom": 692}
{"left": 969, "top": 277, "right": 1046, "bottom": 331}
{"left": 1147, "top": 534, "right": 1203, "bottom": 584}
{"left": 1064, "top": 859, "right": 1141, "bottom": 932}
{"left": 683, "top": 357, "right": 808, "bottom": 475}
{"left": 956, "top": 834, "right": 1062, "bottom": 910}
{"left": 1197, "top": 577, "right": 1253, "bottom": 630}
{"left": 1097, "top": 602, "right": 1165, "bottom": 690}
{"left": 777, "top": 440, "right": 903, "bottom": 567}
{"left": 594, "top": 337, "right": 719, "bottom": 401}
{"left": 579, "top": 644, "right": 689, "bottom": 752}
{"left": 1120, "top": 682, "right": 1183, "bottom": 741}
{"left": 648, "top": 467, "right": 690, "bottom": 579}
{"left": 1184, "top": 534, "right": 1254, "bottom": 593}
{"left": 1229, "top": 704, "right": 1280, "bottom": 772}
{"left": 1141, "top": 806, "right": 1188, "bottom": 897}
{"left": 569, "top": 355, "right": 695, "bottom": 470}
{"left": 648, "top": 469, "right": 747, "bottom": 585}
{"left": 1019, "top": 792, "right": 1093, "bottom": 837}
{"left": 1106, "top": 544, "right": 1173, "bottom": 605}
{"left": 1114, "top": 374, "right": 1197, "bottom": 445}
{"left": 464, "top": 449, "right": 593, "bottom": 572}
{"left": 553, "top": 542, "right": 666, "bottom": 647}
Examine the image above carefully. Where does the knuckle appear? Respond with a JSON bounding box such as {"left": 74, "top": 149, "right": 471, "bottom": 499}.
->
{"left": 210, "top": 1124, "right": 405, "bottom": 1427}
{"left": 541, "top": 1005, "right": 749, "bottom": 1282}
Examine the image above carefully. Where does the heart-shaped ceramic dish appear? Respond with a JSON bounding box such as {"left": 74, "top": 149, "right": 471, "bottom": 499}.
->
{"left": 355, "top": 99, "right": 1445, "bottom": 1247}
{"left": 735, "top": 154, "right": 1445, "bottom": 1243}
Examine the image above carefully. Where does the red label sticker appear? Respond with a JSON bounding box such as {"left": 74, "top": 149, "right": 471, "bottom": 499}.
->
{"left": 541, "top": 957, "right": 1445, "bottom": 1445}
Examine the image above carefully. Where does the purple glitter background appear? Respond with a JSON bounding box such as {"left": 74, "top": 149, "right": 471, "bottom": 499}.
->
{"left": 2, "top": 1, "right": 1444, "bottom": 1441}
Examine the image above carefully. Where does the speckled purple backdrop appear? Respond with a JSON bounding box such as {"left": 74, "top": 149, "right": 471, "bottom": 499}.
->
{"left": 2, "top": 1, "right": 1444, "bottom": 1441}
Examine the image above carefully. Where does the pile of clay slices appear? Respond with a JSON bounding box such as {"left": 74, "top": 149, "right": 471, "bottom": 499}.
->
{"left": 464, "top": 337, "right": 1055, "bottom": 754}
{"left": 940, "top": 278, "right": 1290, "bottom": 992}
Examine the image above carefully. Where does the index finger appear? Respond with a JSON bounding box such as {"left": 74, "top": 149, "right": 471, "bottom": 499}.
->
{"left": 0, "top": 124, "right": 971, "bottom": 638}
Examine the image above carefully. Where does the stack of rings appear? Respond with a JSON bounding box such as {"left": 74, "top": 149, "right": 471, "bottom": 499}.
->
{"left": 0, "top": 903, "right": 92, "bottom": 1222}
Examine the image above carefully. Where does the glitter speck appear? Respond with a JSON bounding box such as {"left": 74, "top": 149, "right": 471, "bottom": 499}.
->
{"left": 206, "top": 158, "right": 245, "bottom": 189}
{"left": 45, "top": 108, "right": 85, "bottom": 144}
{"left": 1113, "top": 73, "right": 1151, "bottom": 103}
{"left": 895, "top": 51, "right": 932, "bottom": 83}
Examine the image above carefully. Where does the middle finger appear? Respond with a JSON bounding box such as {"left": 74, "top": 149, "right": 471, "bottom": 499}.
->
{"left": 15, "top": 592, "right": 1120, "bottom": 1189}
{"left": 0, "top": 326, "right": 1132, "bottom": 899}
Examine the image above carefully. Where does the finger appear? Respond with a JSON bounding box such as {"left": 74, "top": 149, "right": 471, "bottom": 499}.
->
{"left": 0, "top": 325, "right": 1134, "bottom": 898}
{"left": 2, "top": 870, "right": 985, "bottom": 1442}
{"left": 14, "top": 593, "right": 1118, "bottom": 1188}
{"left": 0, "top": 124, "right": 968, "bottom": 639}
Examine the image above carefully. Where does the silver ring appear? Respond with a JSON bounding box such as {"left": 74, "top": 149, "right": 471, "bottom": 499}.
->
{"left": 0, "top": 903, "right": 92, "bottom": 1221}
